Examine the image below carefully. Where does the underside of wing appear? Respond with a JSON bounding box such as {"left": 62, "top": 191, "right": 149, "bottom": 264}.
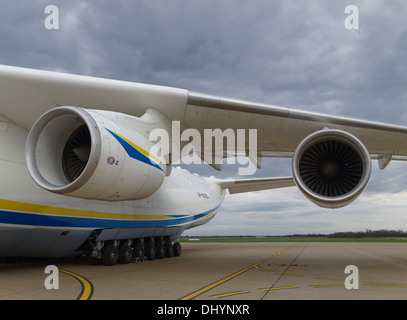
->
{"left": 212, "top": 177, "right": 295, "bottom": 194}
{"left": 186, "top": 91, "right": 407, "bottom": 159}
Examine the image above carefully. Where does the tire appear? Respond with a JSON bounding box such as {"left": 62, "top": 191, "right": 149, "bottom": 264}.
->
{"left": 102, "top": 244, "right": 119, "bottom": 266}
{"left": 118, "top": 245, "right": 133, "bottom": 264}
{"left": 165, "top": 242, "right": 174, "bottom": 258}
{"left": 145, "top": 242, "right": 156, "bottom": 260}
{"left": 173, "top": 242, "right": 182, "bottom": 257}
{"left": 155, "top": 241, "right": 165, "bottom": 259}
{"left": 133, "top": 243, "right": 145, "bottom": 261}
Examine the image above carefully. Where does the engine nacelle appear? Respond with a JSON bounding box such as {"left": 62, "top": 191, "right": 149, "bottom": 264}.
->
{"left": 26, "top": 106, "right": 170, "bottom": 201}
{"left": 292, "top": 129, "right": 372, "bottom": 208}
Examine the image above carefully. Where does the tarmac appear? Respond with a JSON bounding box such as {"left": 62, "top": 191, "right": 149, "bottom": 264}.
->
{"left": 1, "top": 241, "right": 407, "bottom": 300}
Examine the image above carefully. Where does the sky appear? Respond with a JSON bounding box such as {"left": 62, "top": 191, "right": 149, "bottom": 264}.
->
{"left": 1, "top": 1, "right": 407, "bottom": 235}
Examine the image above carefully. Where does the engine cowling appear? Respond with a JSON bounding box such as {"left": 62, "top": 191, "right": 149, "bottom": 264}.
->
{"left": 25, "top": 106, "right": 169, "bottom": 201}
{"left": 292, "top": 129, "right": 372, "bottom": 208}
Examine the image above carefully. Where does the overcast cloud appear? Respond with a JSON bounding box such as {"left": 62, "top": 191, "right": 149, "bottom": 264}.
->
{"left": 1, "top": 1, "right": 407, "bottom": 235}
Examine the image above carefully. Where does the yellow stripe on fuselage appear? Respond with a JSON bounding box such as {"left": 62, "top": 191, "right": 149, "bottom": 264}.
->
{"left": 0, "top": 199, "right": 171, "bottom": 221}
{"left": 196, "top": 210, "right": 218, "bottom": 221}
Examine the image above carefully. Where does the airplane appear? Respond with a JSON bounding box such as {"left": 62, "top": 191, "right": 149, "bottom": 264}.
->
{"left": 1, "top": 64, "right": 407, "bottom": 266}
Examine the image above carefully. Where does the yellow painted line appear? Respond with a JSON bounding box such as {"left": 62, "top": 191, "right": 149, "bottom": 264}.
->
{"left": 364, "top": 280, "right": 407, "bottom": 286}
{"left": 59, "top": 269, "right": 94, "bottom": 300}
{"left": 309, "top": 284, "right": 344, "bottom": 288}
{"left": 255, "top": 266, "right": 274, "bottom": 272}
{"left": 366, "top": 283, "right": 407, "bottom": 288}
{"left": 259, "top": 286, "right": 298, "bottom": 291}
{"left": 255, "top": 265, "right": 302, "bottom": 277}
{"left": 210, "top": 291, "right": 249, "bottom": 298}
{"left": 313, "top": 277, "right": 343, "bottom": 282}
{"left": 180, "top": 247, "right": 292, "bottom": 300}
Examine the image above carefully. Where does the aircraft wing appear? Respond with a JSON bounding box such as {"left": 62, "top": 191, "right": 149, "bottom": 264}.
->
{"left": 2, "top": 64, "right": 407, "bottom": 208}
{"left": 1, "top": 64, "right": 407, "bottom": 160}
{"left": 186, "top": 92, "right": 407, "bottom": 166}
{"left": 0, "top": 65, "right": 188, "bottom": 131}
{"left": 212, "top": 177, "right": 295, "bottom": 194}
{"left": 2, "top": 63, "right": 407, "bottom": 167}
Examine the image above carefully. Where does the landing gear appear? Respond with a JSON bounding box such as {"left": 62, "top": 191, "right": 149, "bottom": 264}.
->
{"left": 101, "top": 243, "right": 119, "bottom": 266}
{"left": 89, "top": 237, "right": 182, "bottom": 266}
{"left": 133, "top": 242, "right": 145, "bottom": 261}
{"left": 145, "top": 240, "right": 156, "bottom": 260}
{"left": 155, "top": 239, "right": 165, "bottom": 259}
{"left": 118, "top": 244, "right": 133, "bottom": 264}
{"left": 165, "top": 240, "right": 174, "bottom": 258}
{"left": 173, "top": 242, "right": 182, "bottom": 257}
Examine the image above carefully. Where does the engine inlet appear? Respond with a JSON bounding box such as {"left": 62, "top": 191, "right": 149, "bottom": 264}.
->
{"left": 292, "top": 129, "right": 371, "bottom": 208}
{"left": 62, "top": 124, "right": 92, "bottom": 182}
{"left": 299, "top": 140, "right": 363, "bottom": 197}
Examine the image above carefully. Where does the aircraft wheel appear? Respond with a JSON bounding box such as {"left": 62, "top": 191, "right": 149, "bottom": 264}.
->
{"left": 173, "top": 242, "right": 182, "bottom": 257}
{"left": 165, "top": 241, "right": 174, "bottom": 258}
{"left": 102, "top": 244, "right": 119, "bottom": 266}
{"left": 118, "top": 245, "right": 133, "bottom": 264}
{"left": 145, "top": 242, "right": 156, "bottom": 260}
{"left": 155, "top": 240, "right": 165, "bottom": 259}
{"left": 133, "top": 242, "right": 145, "bottom": 261}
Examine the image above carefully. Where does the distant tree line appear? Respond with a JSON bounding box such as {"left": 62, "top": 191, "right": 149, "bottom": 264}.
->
{"left": 182, "top": 229, "right": 407, "bottom": 239}
{"left": 286, "top": 229, "right": 407, "bottom": 238}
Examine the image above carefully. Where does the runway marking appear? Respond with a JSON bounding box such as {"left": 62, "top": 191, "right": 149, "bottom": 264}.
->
{"left": 313, "top": 277, "right": 343, "bottom": 282}
{"left": 260, "top": 244, "right": 307, "bottom": 300}
{"left": 59, "top": 269, "right": 94, "bottom": 300}
{"left": 365, "top": 281, "right": 407, "bottom": 288}
{"left": 180, "top": 247, "right": 293, "bottom": 300}
{"left": 259, "top": 286, "right": 298, "bottom": 291}
{"left": 309, "top": 284, "right": 345, "bottom": 288}
{"left": 255, "top": 265, "right": 302, "bottom": 277}
{"left": 210, "top": 291, "right": 250, "bottom": 298}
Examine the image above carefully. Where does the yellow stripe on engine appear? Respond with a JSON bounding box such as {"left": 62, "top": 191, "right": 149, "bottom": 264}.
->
{"left": 110, "top": 131, "right": 164, "bottom": 164}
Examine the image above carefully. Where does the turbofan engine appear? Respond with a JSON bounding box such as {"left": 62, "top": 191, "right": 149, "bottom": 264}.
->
{"left": 25, "top": 106, "right": 170, "bottom": 201}
{"left": 292, "top": 129, "right": 372, "bottom": 208}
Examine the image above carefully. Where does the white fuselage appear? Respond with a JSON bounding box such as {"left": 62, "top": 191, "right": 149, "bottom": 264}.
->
{"left": 0, "top": 120, "right": 225, "bottom": 257}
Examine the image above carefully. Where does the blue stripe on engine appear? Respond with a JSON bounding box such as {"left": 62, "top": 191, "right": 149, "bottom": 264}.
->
{"left": 105, "top": 129, "right": 164, "bottom": 172}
